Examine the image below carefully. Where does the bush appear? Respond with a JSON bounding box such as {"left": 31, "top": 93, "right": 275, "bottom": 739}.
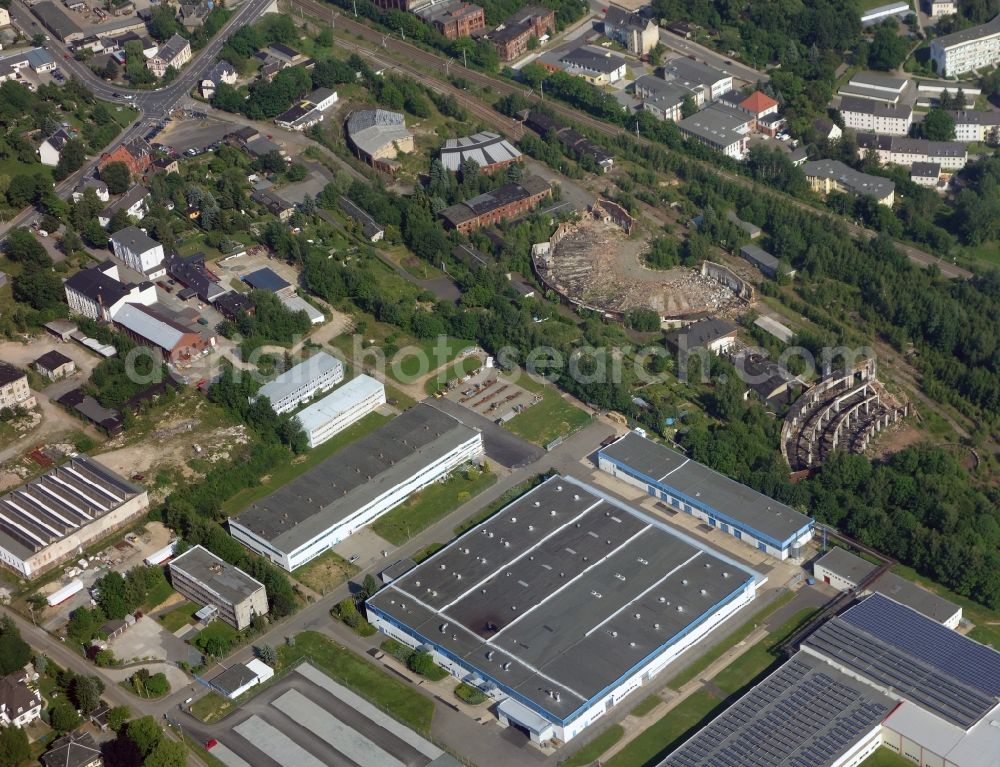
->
{"left": 454, "top": 682, "right": 487, "bottom": 705}
{"left": 407, "top": 651, "right": 448, "bottom": 681}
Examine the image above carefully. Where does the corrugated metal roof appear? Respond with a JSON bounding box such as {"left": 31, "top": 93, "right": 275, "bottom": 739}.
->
{"left": 114, "top": 303, "right": 186, "bottom": 351}
{"left": 296, "top": 375, "right": 385, "bottom": 432}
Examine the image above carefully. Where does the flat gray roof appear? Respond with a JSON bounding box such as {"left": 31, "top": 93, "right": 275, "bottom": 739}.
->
{"left": 368, "top": 475, "right": 759, "bottom": 724}
{"left": 256, "top": 351, "right": 342, "bottom": 407}
{"left": 814, "top": 547, "right": 878, "bottom": 584}
{"left": 600, "top": 432, "right": 812, "bottom": 547}
{"left": 660, "top": 651, "right": 895, "bottom": 767}
{"left": 872, "top": 572, "right": 961, "bottom": 625}
{"left": 804, "top": 594, "right": 1000, "bottom": 728}
{"left": 169, "top": 545, "right": 265, "bottom": 605}
{"left": 232, "top": 403, "right": 480, "bottom": 555}
{"left": 210, "top": 662, "right": 257, "bottom": 695}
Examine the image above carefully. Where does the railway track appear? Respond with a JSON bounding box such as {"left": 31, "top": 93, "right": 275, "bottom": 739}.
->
{"left": 289, "top": 0, "right": 971, "bottom": 279}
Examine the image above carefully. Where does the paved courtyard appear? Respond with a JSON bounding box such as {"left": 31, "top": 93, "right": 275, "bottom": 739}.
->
{"left": 195, "top": 663, "right": 462, "bottom": 767}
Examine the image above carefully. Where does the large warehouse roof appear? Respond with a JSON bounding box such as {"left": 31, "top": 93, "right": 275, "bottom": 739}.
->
{"left": 367, "top": 475, "right": 759, "bottom": 724}
{"left": 0, "top": 457, "right": 141, "bottom": 560}
{"left": 599, "top": 432, "right": 812, "bottom": 547}
{"left": 659, "top": 651, "right": 895, "bottom": 767}
{"left": 804, "top": 594, "right": 1000, "bottom": 728}
{"left": 114, "top": 304, "right": 190, "bottom": 353}
{"left": 440, "top": 132, "right": 521, "bottom": 172}
{"left": 233, "top": 403, "right": 479, "bottom": 554}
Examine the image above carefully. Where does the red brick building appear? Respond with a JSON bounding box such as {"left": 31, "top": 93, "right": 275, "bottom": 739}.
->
{"left": 490, "top": 6, "right": 555, "bottom": 61}
{"left": 113, "top": 303, "right": 211, "bottom": 363}
{"left": 439, "top": 175, "right": 551, "bottom": 234}
{"left": 415, "top": 0, "right": 485, "bottom": 39}
{"left": 98, "top": 137, "right": 153, "bottom": 179}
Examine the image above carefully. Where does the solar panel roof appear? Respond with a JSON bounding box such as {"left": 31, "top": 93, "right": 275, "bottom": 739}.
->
{"left": 803, "top": 594, "right": 1000, "bottom": 728}
{"left": 659, "top": 651, "right": 895, "bottom": 767}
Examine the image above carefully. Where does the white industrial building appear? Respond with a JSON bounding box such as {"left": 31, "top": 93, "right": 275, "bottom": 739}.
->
{"left": 660, "top": 593, "right": 1000, "bottom": 767}
{"left": 109, "top": 226, "right": 166, "bottom": 279}
{"left": 812, "top": 547, "right": 962, "bottom": 628}
{"left": 295, "top": 375, "right": 386, "bottom": 449}
{"left": 0, "top": 457, "right": 149, "bottom": 578}
{"left": 598, "top": 431, "right": 813, "bottom": 560}
{"left": 839, "top": 96, "right": 912, "bottom": 136}
{"left": 254, "top": 351, "right": 344, "bottom": 415}
{"left": 229, "top": 403, "right": 484, "bottom": 571}
{"left": 366, "top": 475, "right": 762, "bottom": 744}
{"left": 931, "top": 14, "right": 1000, "bottom": 75}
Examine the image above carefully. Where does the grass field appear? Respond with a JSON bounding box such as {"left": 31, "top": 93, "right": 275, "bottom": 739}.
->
{"left": 504, "top": 384, "right": 591, "bottom": 446}
{"left": 142, "top": 578, "right": 176, "bottom": 612}
{"left": 292, "top": 550, "right": 358, "bottom": 594}
{"left": 859, "top": 748, "right": 917, "bottom": 766}
{"left": 371, "top": 467, "right": 497, "bottom": 545}
{"left": 158, "top": 602, "right": 199, "bottom": 633}
{"left": 631, "top": 695, "right": 661, "bottom": 717}
{"left": 561, "top": 724, "right": 626, "bottom": 767}
{"left": 279, "top": 631, "right": 434, "bottom": 734}
{"left": 710, "top": 607, "right": 818, "bottom": 694}
{"left": 195, "top": 620, "right": 239, "bottom": 648}
{"left": 605, "top": 690, "right": 721, "bottom": 767}
{"left": 221, "top": 412, "right": 389, "bottom": 515}
{"left": 667, "top": 590, "right": 796, "bottom": 690}
{"left": 189, "top": 691, "right": 234, "bottom": 724}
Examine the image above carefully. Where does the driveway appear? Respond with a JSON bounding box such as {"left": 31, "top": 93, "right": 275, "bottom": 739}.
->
{"left": 107, "top": 615, "right": 202, "bottom": 667}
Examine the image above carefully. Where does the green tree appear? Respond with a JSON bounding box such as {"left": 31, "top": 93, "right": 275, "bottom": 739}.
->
{"left": 48, "top": 700, "right": 81, "bottom": 733}
{"left": 0, "top": 724, "right": 29, "bottom": 767}
{"left": 256, "top": 644, "right": 277, "bottom": 665}
{"left": 3, "top": 228, "right": 49, "bottom": 267}
{"left": 127, "top": 715, "right": 163, "bottom": 757}
{"left": 407, "top": 651, "right": 437, "bottom": 677}
{"left": 13, "top": 266, "right": 63, "bottom": 311}
{"left": 360, "top": 573, "right": 380, "bottom": 600}
{"left": 148, "top": 4, "right": 181, "bottom": 41}
{"left": 0, "top": 627, "right": 31, "bottom": 675}
{"left": 101, "top": 161, "right": 131, "bottom": 195}
{"left": 70, "top": 675, "right": 103, "bottom": 715}
{"left": 143, "top": 739, "right": 186, "bottom": 767}
{"left": 54, "top": 139, "right": 86, "bottom": 181}
{"left": 107, "top": 705, "right": 131, "bottom": 733}
{"left": 922, "top": 108, "right": 956, "bottom": 140}
{"left": 681, "top": 95, "right": 698, "bottom": 118}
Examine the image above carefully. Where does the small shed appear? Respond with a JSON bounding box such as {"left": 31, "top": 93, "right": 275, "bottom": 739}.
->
{"left": 34, "top": 350, "right": 76, "bottom": 381}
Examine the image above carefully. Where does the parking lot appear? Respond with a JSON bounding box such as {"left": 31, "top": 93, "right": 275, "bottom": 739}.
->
{"left": 194, "top": 663, "right": 461, "bottom": 767}
{"left": 105, "top": 614, "right": 202, "bottom": 667}
{"left": 442, "top": 368, "right": 541, "bottom": 424}
{"left": 156, "top": 117, "right": 237, "bottom": 155}
{"left": 428, "top": 398, "right": 544, "bottom": 469}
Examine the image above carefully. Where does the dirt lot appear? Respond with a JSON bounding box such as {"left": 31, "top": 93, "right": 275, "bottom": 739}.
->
{"left": 540, "top": 217, "right": 741, "bottom": 319}
{"left": 93, "top": 392, "right": 250, "bottom": 488}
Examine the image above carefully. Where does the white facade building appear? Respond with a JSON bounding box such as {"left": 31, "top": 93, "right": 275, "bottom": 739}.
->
{"left": 109, "top": 226, "right": 166, "bottom": 279}
{"left": 928, "top": 0, "right": 957, "bottom": 17}
{"left": 229, "top": 404, "right": 484, "bottom": 571}
{"left": 950, "top": 109, "right": 1000, "bottom": 142}
{"left": 63, "top": 261, "right": 157, "bottom": 322}
{"left": 254, "top": 351, "right": 344, "bottom": 415}
{"left": 295, "top": 375, "right": 386, "bottom": 449}
{"left": 930, "top": 14, "right": 1000, "bottom": 75}
{"left": 839, "top": 96, "right": 912, "bottom": 135}
{"left": 147, "top": 33, "right": 191, "bottom": 77}
{"left": 856, "top": 134, "right": 967, "bottom": 170}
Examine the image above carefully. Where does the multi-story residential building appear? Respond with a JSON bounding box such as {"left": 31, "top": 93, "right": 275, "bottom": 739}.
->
{"left": 488, "top": 5, "right": 554, "bottom": 61}
{"left": 911, "top": 161, "right": 941, "bottom": 186}
{"left": 661, "top": 57, "right": 733, "bottom": 102}
{"left": 199, "top": 59, "right": 237, "bottom": 99}
{"left": 856, "top": 133, "right": 967, "bottom": 170}
{"left": 109, "top": 226, "right": 166, "bottom": 279}
{"left": 602, "top": 6, "right": 658, "bottom": 55}
{"left": 0, "top": 673, "right": 41, "bottom": 727}
{"left": 414, "top": 0, "right": 485, "bottom": 39}
{"left": 802, "top": 159, "right": 896, "bottom": 206}
{"left": 168, "top": 545, "right": 269, "bottom": 630}
{"left": 72, "top": 177, "right": 109, "bottom": 203}
{"left": 147, "top": 33, "right": 191, "bottom": 77}
{"left": 38, "top": 128, "right": 75, "bottom": 167}
{"left": 254, "top": 351, "right": 345, "bottom": 414}
{"left": 950, "top": 109, "right": 1000, "bottom": 142}
{"left": 0, "top": 363, "right": 36, "bottom": 412}
{"left": 97, "top": 184, "right": 149, "bottom": 228}
{"left": 930, "top": 13, "right": 1000, "bottom": 74}
{"left": 839, "top": 96, "right": 912, "bottom": 135}
{"left": 62, "top": 261, "right": 156, "bottom": 322}
{"left": 633, "top": 74, "right": 695, "bottom": 121}
{"left": 677, "top": 103, "right": 752, "bottom": 160}
{"left": 98, "top": 137, "right": 152, "bottom": 179}
{"left": 927, "top": 0, "right": 957, "bottom": 17}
